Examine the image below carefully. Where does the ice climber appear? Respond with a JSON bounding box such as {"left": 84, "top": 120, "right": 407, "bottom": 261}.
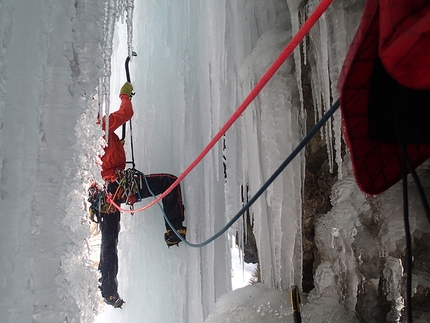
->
{"left": 87, "top": 82, "right": 187, "bottom": 308}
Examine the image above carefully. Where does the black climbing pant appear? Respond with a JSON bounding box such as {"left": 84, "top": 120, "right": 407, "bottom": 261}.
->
{"left": 98, "top": 173, "right": 185, "bottom": 297}
{"left": 98, "top": 211, "right": 120, "bottom": 299}
{"left": 135, "top": 173, "right": 185, "bottom": 230}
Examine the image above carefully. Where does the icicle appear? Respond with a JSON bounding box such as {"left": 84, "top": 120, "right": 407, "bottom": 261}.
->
{"left": 384, "top": 257, "right": 405, "bottom": 322}
{"left": 307, "top": 2, "right": 335, "bottom": 172}
{"left": 319, "top": 13, "right": 335, "bottom": 173}
{"left": 286, "top": 0, "right": 304, "bottom": 119}
{"left": 117, "top": 0, "right": 134, "bottom": 58}
{"left": 101, "top": 0, "right": 125, "bottom": 144}
{"left": 102, "top": 0, "right": 116, "bottom": 145}
{"left": 237, "top": 211, "right": 244, "bottom": 264}
{"left": 327, "top": 8, "right": 346, "bottom": 179}
{"left": 325, "top": 113, "right": 334, "bottom": 173}
{"left": 333, "top": 108, "right": 343, "bottom": 179}
{"left": 98, "top": 77, "right": 104, "bottom": 120}
{"left": 242, "top": 211, "right": 247, "bottom": 281}
{"left": 126, "top": 0, "right": 135, "bottom": 59}
{"left": 306, "top": 11, "right": 324, "bottom": 138}
{"left": 331, "top": 227, "right": 339, "bottom": 248}
{"left": 98, "top": 0, "right": 135, "bottom": 145}
{"left": 301, "top": 7, "right": 307, "bottom": 66}
{"left": 310, "top": 69, "right": 321, "bottom": 125}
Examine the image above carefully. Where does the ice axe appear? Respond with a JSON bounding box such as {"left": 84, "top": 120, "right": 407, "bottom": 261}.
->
{"left": 122, "top": 51, "right": 137, "bottom": 169}
{"left": 290, "top": 285, "right": 302, "bottom": 323}
{"left": 121, "top": 51, "right": 137, "bottom": 142}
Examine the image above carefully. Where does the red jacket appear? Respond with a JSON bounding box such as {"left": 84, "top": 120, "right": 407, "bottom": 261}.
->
{"left": 101, "top": 94, "right": 134, "bottom": 182}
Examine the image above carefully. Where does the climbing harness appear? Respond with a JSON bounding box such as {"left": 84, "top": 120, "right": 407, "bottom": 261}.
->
{"left": 114, "top": 168, "right": 143, "bottom": 206}
{"left": 88, "top": 185, "right": 115, "bottom": 223}
{"left": 88, "top": 169, "right": 144, "bottom": 220}
{"left": 88, "top": 185, "right": 101, "bottom": 223}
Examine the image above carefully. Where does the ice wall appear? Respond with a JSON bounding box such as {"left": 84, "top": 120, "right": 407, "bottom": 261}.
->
{"left": 222, "top": 0, "right": 365, "bottom": 294}
{"left": 0, "top": 1, "right": 131, "bottom": 322}
{"left": 221, "top": 0, "right": 430, "bottom": 321}
{"left": 98, "top": 1, "right": 232, "bottom": 322}
{"left": 223, "top": 1, "right": 304, "bottom": 291}
{"left": 238, "top": 28, "right": 304, "bottom": 290}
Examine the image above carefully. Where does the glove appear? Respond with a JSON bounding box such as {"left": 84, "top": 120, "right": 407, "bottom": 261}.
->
{"left": 120, "top": 82, "right": 133, "bottom": 97}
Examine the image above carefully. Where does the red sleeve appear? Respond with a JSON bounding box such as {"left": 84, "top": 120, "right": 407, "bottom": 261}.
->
{"left": 102, "top": 94, "right": 134, "bottom": 132}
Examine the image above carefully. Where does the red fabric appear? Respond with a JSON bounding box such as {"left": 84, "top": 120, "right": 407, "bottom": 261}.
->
{"left": 379, "top": 0, "right": 430, "bottom": 89}
{"left": 101, "top": 94, "right": 133, "bottom": 182}
{"left": 338, "top": 0, "right": 430, "bottom": 195}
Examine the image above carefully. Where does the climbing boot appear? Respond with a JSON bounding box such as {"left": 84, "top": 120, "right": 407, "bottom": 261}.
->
{"left": 164, "top": 226, "right": 186, "bottom": 247}
{"left": 104, "top": 293, "right": 125, "bottom": 309}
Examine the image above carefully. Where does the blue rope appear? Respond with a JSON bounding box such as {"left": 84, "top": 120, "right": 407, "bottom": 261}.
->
{"left": 142, "top": 99, "right": 340, "bottom": 248}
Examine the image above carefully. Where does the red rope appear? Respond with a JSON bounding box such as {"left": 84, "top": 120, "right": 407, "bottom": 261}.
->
{"left": 110, "top": 0, "right": 333, "bottom": 213}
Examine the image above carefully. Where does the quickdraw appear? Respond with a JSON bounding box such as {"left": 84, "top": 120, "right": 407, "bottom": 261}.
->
{"left": 114, "top": 168, "right": 142, "bottom": 206}
{"left": 88, "top": 186, "right": 113, "bottom": 223}
{"left": 88, "top": 169, "right": 144, "bottom": 222}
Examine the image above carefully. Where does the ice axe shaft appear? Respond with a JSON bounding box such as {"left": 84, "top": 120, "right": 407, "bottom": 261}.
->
{"left": 121, "top": 51, "right": 137, "bottom": 142}
{"left": 290, "top": 285, "right": 302, "bottom": 323}
{"left": 125, "top": 51, "right": 137, "bottom": 83}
